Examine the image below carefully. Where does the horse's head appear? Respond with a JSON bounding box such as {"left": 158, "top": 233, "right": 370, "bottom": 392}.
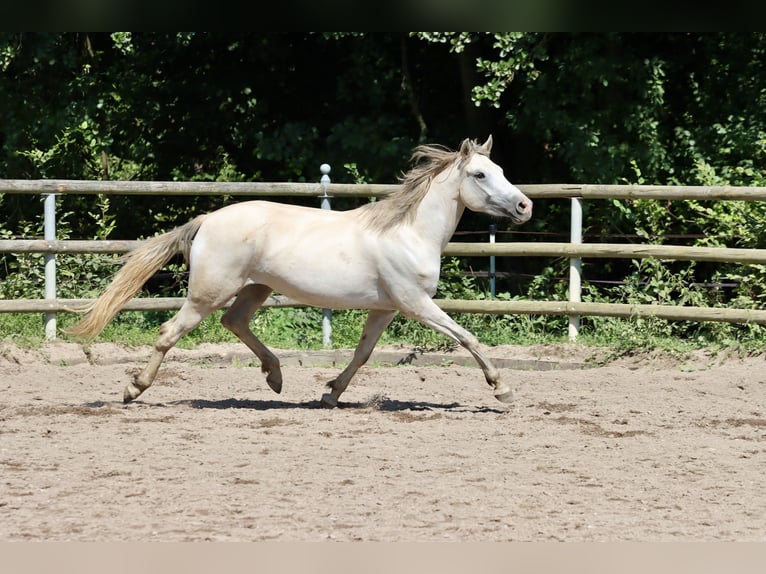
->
{"left": 457, "top": 135, "right": 532, "bottom": 224}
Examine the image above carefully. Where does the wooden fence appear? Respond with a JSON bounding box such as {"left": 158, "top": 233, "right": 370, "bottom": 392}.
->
{"left": 3, "top": 178, "right": 766, "bottom": 341}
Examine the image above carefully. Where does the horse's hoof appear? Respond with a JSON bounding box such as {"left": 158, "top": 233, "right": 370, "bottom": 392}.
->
{"left": 123, "top": 383, "right": 142, "bottom": 403}
{"left": 320, "top": 393, "right": 338, "bottom": 409}
{"left": 266, "top": 371, "right": 282, "bottom": 394}
{"left": 493, "top": 387, "right": 515, "bottom": 403}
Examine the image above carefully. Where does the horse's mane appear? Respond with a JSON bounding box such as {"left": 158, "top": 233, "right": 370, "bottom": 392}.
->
{"left": 356, "top": 139, "right": 488, "bottom": 232}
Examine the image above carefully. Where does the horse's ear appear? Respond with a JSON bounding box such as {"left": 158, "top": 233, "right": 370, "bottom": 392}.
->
{"left": 459, "top": 138, "right": 472, "bottom": 158}
{"left": 481, "top": 135, "right": 493, "bottom": 153}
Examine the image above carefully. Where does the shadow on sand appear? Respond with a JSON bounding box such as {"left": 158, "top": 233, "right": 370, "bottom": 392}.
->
{"left": 161, "top": 396, "right": 510, "bottom": 414}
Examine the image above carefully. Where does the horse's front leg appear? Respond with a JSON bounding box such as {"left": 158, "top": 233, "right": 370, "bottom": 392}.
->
{"left": 400, "top": 297, "right": 513, "bottom": 403}
{"left": 321, "top": 309, "right": 397, "bottom": 408}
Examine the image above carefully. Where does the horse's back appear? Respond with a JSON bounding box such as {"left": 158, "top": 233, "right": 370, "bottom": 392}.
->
{"left": 188, "top": 200, "right": 395, "bottom": 309}
{"left": 209, "top": 199, "right": 341, "bottom": 227}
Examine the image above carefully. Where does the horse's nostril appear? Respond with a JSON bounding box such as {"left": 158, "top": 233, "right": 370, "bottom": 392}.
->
{"left": 518, "top": 199, "right": 533, "bottom": 214}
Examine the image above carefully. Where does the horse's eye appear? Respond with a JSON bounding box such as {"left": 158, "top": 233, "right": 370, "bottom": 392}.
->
{"left": 473, "top": 171, "right": 485, "bottom": 180}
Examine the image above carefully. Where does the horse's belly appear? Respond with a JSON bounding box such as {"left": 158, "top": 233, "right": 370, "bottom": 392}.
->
{"left": 253, "top": 267, "right": 393, "bottom": 310}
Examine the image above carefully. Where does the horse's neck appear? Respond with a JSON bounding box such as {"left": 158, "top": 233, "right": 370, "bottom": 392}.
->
{"left": 412, "top": 172, "right": 465, "bottom": 251}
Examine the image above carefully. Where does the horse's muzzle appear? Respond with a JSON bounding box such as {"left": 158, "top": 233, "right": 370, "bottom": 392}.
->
{"left": 509, "top": 198, "right": 533, "bottom": 223}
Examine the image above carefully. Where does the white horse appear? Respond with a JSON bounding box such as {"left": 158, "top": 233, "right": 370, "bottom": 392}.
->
{"left": 67, "top": 136, "right": 533, "bottom": 407}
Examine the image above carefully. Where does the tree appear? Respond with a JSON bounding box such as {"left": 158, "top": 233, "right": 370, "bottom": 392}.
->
{"left": 4, "top": 32, "right": 766, "bottom": 331}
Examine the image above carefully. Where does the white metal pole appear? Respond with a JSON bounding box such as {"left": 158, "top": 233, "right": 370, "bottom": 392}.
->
{"left": 320, "top": 163, "right": 332, "bottom": 348}
{"left": 489, "top": 223, "right": 496, "bottom": 298}
{"left": 568, "top": 197, "right": 583, "bottom": 340}
{"left": 44, "top": 193, "right": 57, "bottom": 340}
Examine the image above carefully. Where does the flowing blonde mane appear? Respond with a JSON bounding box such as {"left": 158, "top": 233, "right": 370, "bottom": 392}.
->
{"left": 356, "top": 140, "right": 488, "bottom": 232}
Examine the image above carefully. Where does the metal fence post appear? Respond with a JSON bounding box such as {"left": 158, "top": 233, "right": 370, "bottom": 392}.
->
{"left": 43, "top": 193, "right": 57, "bottom": 340}
{"left": 489, "top": 224, "right": 496, "bottom": 298}
{"left": 319, "top": 163, "right": 332, "bottom": 348}
{"left": 568, "top": 197, "right": 583, "bottom": 340}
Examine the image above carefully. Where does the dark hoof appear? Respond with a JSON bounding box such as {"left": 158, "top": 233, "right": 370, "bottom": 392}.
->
{"left": 267, "top": 378, "right": 282, "bottom": 394}
{"left": 265, "top": 370, "right": 282, "bottom": 394}
{"left": 320, "top": 393, "right": 338, "bottom": 409}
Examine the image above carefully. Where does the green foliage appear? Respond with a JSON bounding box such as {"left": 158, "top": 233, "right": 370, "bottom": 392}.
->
{"left": 0, "top": 194, "right": 119, "bottom": 301}
{"left": 5, "top": 33, "right": 766, "bottom": 353}
{"left": 0, "top": 313, "right": 49, "bottom": 346}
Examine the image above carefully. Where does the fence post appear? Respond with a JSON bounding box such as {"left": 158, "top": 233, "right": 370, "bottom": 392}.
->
{"left": 319, "top": 163, "right": 333, "bottom": 348}
{"left": 568, "top": 197, "right": 583, "bottom": 340}
{"left": 43, "top": 193, "right": 57, "bottom": 340}
{"left": 489, "top": 224, "right": 496, "bottom": 298}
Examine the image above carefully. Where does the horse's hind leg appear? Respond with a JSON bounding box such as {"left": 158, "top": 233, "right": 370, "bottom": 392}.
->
{"left": 321, "top": 309, "right": 397, "bottom": 408}
{"left": 125, "top": 299, "right": 212, "bottom": 403}
{"left": 220, "top": 284, "right": 282, "bottom": 393}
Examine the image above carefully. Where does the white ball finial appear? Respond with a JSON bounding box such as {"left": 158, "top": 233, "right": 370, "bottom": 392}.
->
{"left": 320, "top": 163, "right": 331, "bottom": 175}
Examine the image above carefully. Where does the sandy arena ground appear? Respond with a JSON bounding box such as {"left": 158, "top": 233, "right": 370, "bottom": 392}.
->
{"left": 1, "top": 340, "right": 764, "bottom": 542}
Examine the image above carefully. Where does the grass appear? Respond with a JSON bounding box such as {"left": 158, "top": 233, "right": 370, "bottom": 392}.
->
{"left": 1, "top": 306, "right": 762, "bottom": 361}
{"left": 1, "top": 307, "right": 569, "bottom": 350}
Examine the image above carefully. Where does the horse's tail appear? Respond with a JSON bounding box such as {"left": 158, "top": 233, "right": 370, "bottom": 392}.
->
{"left": 65, "top": 214, "right": 207, "bottom": 340}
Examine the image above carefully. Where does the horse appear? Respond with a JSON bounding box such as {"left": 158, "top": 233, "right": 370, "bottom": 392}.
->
{"left": 66, "top": 135, "right": 533, "bottom": 407}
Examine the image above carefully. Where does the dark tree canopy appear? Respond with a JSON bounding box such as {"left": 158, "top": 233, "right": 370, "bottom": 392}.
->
{"left": 3, "top": 32, "right": 766, "bottom": 321}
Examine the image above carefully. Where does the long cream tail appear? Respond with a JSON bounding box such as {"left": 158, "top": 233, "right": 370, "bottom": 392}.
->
{"left": 65, "top": 215, "right": 206, "bottom": 340}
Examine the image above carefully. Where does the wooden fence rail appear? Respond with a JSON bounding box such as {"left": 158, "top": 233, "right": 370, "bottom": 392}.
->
{"left": 4, "top": 297, "right": 766, "bottom": 327}
{"left": 5, "top": 179, "right": 766, "bottom": 200}
{"left": 6, "top": 239, "right": 766, "bottom": 264}
{"left": 3, "top": 178, "right": 766, "bottom": 340}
